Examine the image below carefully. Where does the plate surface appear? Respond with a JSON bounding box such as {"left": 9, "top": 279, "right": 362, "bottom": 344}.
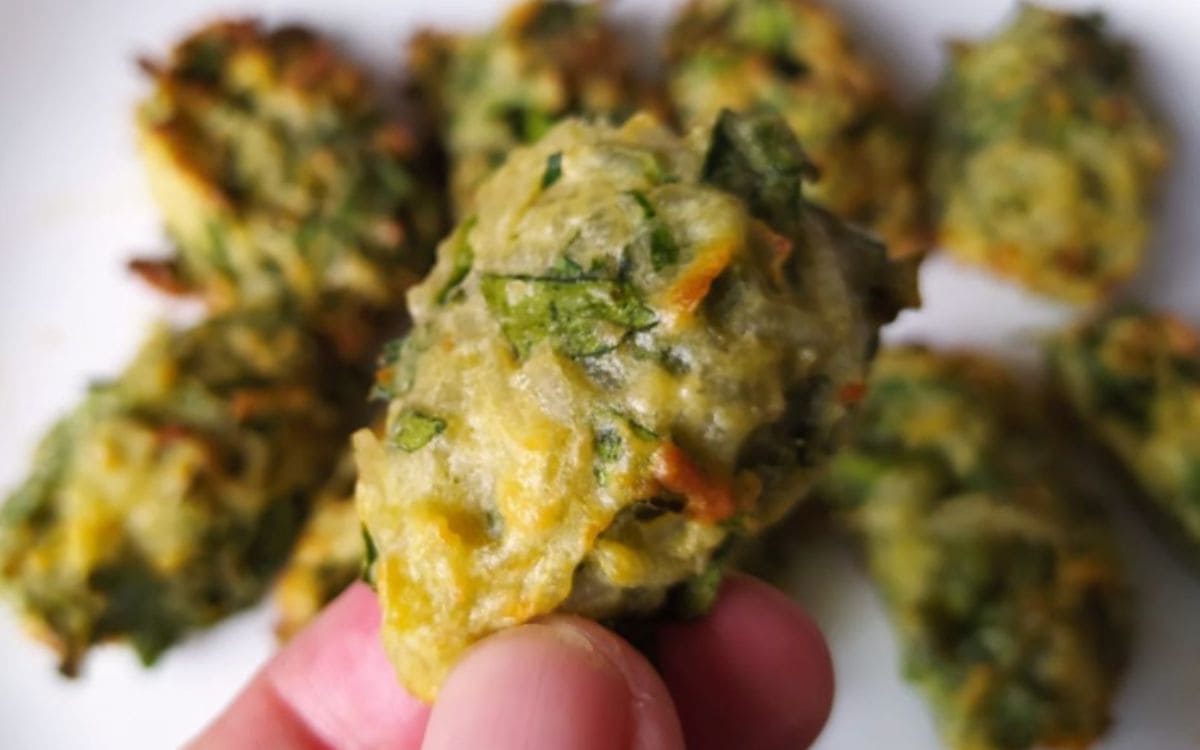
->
{"left": 0, "top": 1, "right": 1198, "bottom": 747}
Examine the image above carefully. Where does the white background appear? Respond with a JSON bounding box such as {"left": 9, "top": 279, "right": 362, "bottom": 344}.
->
{"left": 0, "top": 0, "right": 1198, "bottom": 747}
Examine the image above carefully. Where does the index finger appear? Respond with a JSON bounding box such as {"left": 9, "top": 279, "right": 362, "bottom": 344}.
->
{"left": 189, "top": 583, "right": 428, "bottom": 750}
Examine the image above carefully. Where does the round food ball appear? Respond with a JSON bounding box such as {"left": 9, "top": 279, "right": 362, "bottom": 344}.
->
{"left": 0, "top": 312, "right": 350, "bottom": 674}
{"left": 355, "top": 110, "right": 913, "bottom": 699}
{"left": 928, "top": 5, "right": 1169, "bottom": 303}
{"left": 136, "top": 20, "right": 442, "bottom": 311}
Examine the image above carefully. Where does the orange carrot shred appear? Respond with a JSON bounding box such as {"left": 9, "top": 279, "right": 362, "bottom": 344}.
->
{"left": 651, "top": 442, "right": 737, "bottom": 524}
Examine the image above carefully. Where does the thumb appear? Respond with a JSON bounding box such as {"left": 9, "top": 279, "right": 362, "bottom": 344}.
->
{"left": 421, "top": 616, "right": 685, "bottom": 750}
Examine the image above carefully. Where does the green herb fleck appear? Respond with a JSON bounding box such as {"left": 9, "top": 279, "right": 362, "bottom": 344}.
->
{"left": 361, "top": 525, "right": 378, "bottom": 585}
{"left": 436, "top": 217, "right": 477, "bottom": 305}
{"left": 592, "top": 412, "right": 659, "bottom": 486}
{"left": 548, "top": 254, "right": 586, "bottom": 279}
{"left": 500, "top": 104, "right": 553, "bottom": 143}
{"left": 390, "top": 410, "right": 446, "bottom": 452}
{"left": 542, "top": 152, "right": 564, "bottom": 189}
{"left": 628, "top": 191, "right": 679, "bottom": 271}
{"left": 593, "top": 427, "right": 623, "bottom": 485}
{"left": 670, "top": 559, "right": 726, "bottom": 619}
{"left": 481, "top": 275, "right": 657, "bottom": 360}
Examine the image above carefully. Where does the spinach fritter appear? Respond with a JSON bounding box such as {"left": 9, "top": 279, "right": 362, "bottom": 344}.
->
{"left": 1049, "top": 308, "right": 1200, "bottom": 566}
{"left": 0, "top": 313, "right": 354, "bottom": 674}
{"left": 356, "top": 110, "right": 914, "bottom": 699}
{"left": 409, "top": 0, "right": 644, "bottom": 217}
{"left": 136, "top": 20, "right": 442, "bottom": 311}
{"left": 928, "top": 5, "right": 1168, "bottom": 302}
{"left": 822, "top": 348, "right": 1129, "bottom": 750}
{"left": 666, "top": 0, "right": 926, "bottom": 259}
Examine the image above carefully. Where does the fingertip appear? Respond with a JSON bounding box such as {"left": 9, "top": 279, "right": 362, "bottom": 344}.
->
{"left": 266, "top": 583, "right": 430, "bottom": 749}
{"left": 422, "top": 616, "right": 684, "bottom": 750}
{"left": 191, "top": 584, "right": 428, "bottom": 750}
{"left": 657, "top": 575, "right": 834, "bottom": 750}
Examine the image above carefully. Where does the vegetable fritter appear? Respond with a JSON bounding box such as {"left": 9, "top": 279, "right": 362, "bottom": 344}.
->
{"left": 822, "top": 349, "right": 1129, "bottom": 750}
{"left": 136, "top": 20, "right": 442, "bottom": 311}
{"left": 356, "top": 110, "right": 914, "bottom": 699}
{"left": 666, "top": 0, "right": 926, "bottom": 259}
{"left": 409, "top": 0, "right": 643, "bottom": 217}
{"left": 928, "top": 5, "right": 1168, "bottom": 302}
{"left": 273, "top": 450, "right": 364, "bottom": 641}
{"left": 1049, "top": 308, "right": 1200, "bottom": 566}
{"left": 0, "top": 313, "right": 354, "bottom": 674}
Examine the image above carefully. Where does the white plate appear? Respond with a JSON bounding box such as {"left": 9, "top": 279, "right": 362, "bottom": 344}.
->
{"left": 1, "top": 1, "right": 1198, "bottom": 748}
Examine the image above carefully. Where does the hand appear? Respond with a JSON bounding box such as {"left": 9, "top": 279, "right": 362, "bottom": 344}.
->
{"left": 190, "top": 576, "right": 834, "bottom": 750}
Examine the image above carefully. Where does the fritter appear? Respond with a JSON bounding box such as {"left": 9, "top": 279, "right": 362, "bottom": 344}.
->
{"left": 822, "top": 348, "right": 1130, "bottom": 750}
{"left": 355, "top": 110, "right": 914, "bottom": 699}
{"left": 928, "top": 5, "right": 1168, "bottom": 303}
{"left": 409, "top": 0, "right": 642, "bottom": 217}
{"left": 0, "top": 312, "right": 353, "bottom": 674}
{"left": 136, "top": 20, "right": 442, "bottom": 311}
{"left": 666, "top": 0, "right": 925, "bottom": 260}
{"left": 1049, "top": 308, "right": 1200, "bottom": 566}
{"left": 273, "top": 450, "right": 364, "bottom": 641}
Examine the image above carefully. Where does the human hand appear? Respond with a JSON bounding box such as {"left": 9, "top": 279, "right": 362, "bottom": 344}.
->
{"left": 190, "top": 576, "right": 834, "bottom": 750}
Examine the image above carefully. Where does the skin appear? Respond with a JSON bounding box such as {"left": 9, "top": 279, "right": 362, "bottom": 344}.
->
{"left": 191, "top": 576, "right": 833, "bottom": 750}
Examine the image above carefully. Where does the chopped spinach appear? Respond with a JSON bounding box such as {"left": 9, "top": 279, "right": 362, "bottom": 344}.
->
{"left": 592, "top": 411, "right": 659, "bottom": 486}
{"left": 481, "top": 275, "right": 657, "bottom": 360}
{"left": 701, "top": 109, "right": 817, "bottom": 232}
{"left": 361, "top": 524, "right": 378, "bottom": 585}
{"left": 548, "top": 254, "right": 586, "bottom": 279}
{"left": 499, "top": 104, "right": 554, "bottom": 143}
{"left": 627, "top": 191, "right": 679, "bottom": 271}
{"left": 592, "top": 427, "right": 623, "bottom": 485}
{"left": 390, "top": 410, "right": 446, "bottom": 452}
{"left": 436, "top": 217, "right": 477, "bottom": 304}
{"left": 89, "top": 561, "right": 187, "bottom": 669}
{"left": 668, "top": 552, "right": 728, "bottom": 620}
{"left": 542, "top": 151, "right": 564, "bottom": 188}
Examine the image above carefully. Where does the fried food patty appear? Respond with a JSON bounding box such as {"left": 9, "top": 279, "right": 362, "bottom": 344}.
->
{"left": 1049, "top": 308, "right": 1200, "bottom": 567}
{"left": 137, "top": 20, "right": 442, "bottom": 311}
{"left": 822, "top": 348, "right": 1130, "bottom": 750}
{"left": 0, "top": 313, "right": 353, "bottom": 673}
{"left": 356, "top": 110, "right": 914, "bottom": 699}
{"left": 928, "top": 5, "right": 1168, "bottom": 302}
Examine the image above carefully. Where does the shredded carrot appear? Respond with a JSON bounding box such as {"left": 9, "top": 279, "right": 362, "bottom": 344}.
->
{"left": 153, "top": 423, "right": 191, "bottom": 447}
{"left": 374, "top": 122, "right": 417, "bottom": 156}
{"left": 665, "top": 238, "right": 738, "bottom": 318}
{"left": 838, "top": 380, "right": 867, "bottom": 406}
{"left": 651, "top": 442, "right": 737, "bottom": 524}
{"left": 128, "top": 258, "right": 192, "bottom": 296}
{"left": 1163, "top": 314, "right": 1200, "bottom": 354}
